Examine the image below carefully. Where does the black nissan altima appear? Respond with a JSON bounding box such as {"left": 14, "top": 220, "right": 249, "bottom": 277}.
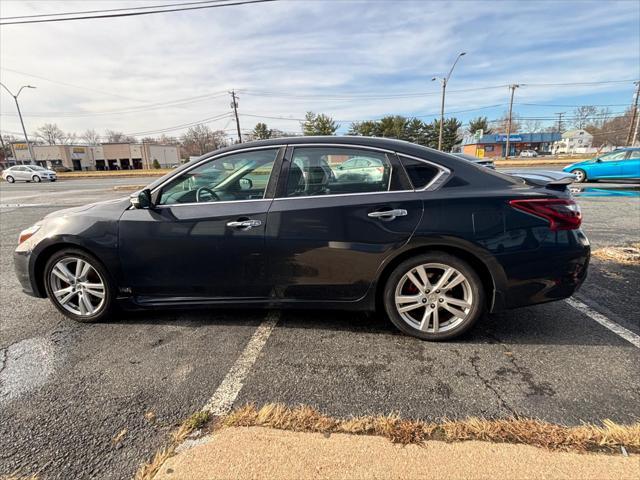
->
{"left": 14, "top": 136, "right": 590, "bottom": 340}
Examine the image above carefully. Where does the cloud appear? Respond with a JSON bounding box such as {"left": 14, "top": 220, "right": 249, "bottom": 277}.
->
{"left": 1, "top": 0, "right": 638, "bottom": 139}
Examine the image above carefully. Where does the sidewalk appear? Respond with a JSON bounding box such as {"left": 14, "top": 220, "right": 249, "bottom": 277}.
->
{"left": 153, "top": 426, "right": 638, "bottom": 480}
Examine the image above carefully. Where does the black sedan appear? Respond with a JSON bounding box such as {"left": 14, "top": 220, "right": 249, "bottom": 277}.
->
{"left": 14, "top": 136, "right": 590, "bottom": 340}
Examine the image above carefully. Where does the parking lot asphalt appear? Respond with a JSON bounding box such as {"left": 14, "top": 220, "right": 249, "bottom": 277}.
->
{"left": 0, "top": 177, "right": 639, "bottom": 480}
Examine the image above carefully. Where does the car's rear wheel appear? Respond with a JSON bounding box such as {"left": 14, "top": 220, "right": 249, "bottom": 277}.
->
{"left": 384, "top": 253, "right": 485, "bottom": 340}
{"left": 5, "top": 175, "right": 15, "bottom": 183}
{"left": 44, "top": 249, "right": 115, "bottom": 322}
{"left": 571, "top": 169, "right": 587, "bottom": 183}
{"left": 32, "top": 175, "right": 41, "bottom": 183}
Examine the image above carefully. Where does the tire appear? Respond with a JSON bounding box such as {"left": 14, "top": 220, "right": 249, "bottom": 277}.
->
{"left": 383, "top": 252, "right": 485, "bottom": 341}
{"left": 5, "top": 175, "right": 15, "bottom": 183}
{"left": 571, "top": 169, "right": 587, "bottom": 183}
{"left": 43, "top": 248, "right": 115, "bottom": 323}
{"left": 32, "top": 175, "right": 41, "bottom": 183}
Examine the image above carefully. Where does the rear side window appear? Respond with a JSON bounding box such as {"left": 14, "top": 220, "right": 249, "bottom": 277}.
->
{"left": 285, "top": 147, "right": 392, "bottom": 197}
{"left": 400, "top": 156, "right": 440, "bottom": 189}
{"left": 628, "top": 150, "right": 640, "bottom": 159}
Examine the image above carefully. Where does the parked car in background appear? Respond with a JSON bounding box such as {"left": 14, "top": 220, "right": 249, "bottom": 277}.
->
{"left": 563, "top": 148, "right": 640, "bottom": 182}
{"left": 14, "top": 137, "right": 589, "bottom": 341}
{"left": 2, "top": 165, "right": 57, "bottom": 183}
{"left": 519, "top": 150, "right": 538, "bottom": 158}
{"left": 333, "top": 156, "right": 386, "bottom": 182}
{"left": 452, "top": 153, "right": 495, "bottom": 169}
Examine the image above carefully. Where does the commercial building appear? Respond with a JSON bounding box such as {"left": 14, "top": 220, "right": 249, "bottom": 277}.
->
{"left": 461, "top": 132, "right": 561, "bottom": 158}
{"left": 7, "top": 142, "right": 180, "bottom": 170}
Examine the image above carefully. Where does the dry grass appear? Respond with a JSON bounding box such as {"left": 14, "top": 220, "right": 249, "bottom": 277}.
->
{"left": 222, "top": 404, "right": 640, "bottom": 455}
{"left": 592, "top": 243, "right": 640, "bottom": 265}
{"left": 134, "top": 410, "right": 211, "bottom": 480}
{"left": 2, "top": 475, "right": 39, "bottom": 480}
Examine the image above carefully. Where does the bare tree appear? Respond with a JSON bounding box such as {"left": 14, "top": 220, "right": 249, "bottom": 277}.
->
{"left": 521, "top": 119, "right": 543, "bottom": 133}
{"left": 572, "top": 105, "right": 598, "bottom": 129}
{"left": 81, "top": 129, "right": 101, "bottom": 145}
{"left": 492, "top": 112, "right": 521, "bottom": 133}
{"left": 105, "top": 130, "right": 135, "bottom": 143}
{"left": 34, "top": 123, "right": 66, "bottom": 144}
{"left": 180, "top": 124, "right": 228, "bottom": 156}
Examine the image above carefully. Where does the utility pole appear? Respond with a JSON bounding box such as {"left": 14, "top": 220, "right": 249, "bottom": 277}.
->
{"left": 633, "top": 101, "right": 640, "bottom": 146}
{"left": 625, "top": 81, "right": 640, "bottom": 146}
{"left": 0, "top": 82, "right": 36, "bottom": 163}
{"left": 555, "top": 112, "right": 565, "bottom": 133}
{"left": 230, "top": 90, "right": 242, "bottom": 143}
{"left": 504, "top": 84, "right": 519, "bottom": 159}
{"left": 433, "top": 52, "right": 466, "bottom": 151}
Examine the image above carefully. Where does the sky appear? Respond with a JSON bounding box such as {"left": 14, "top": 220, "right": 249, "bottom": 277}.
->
{"left": 1, "top": 0, "right": 639, "bottom": 142}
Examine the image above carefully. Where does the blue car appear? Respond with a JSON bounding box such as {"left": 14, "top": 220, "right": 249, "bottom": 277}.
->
{"left": 563, "top": 148, "right": 640, "bottom": 183}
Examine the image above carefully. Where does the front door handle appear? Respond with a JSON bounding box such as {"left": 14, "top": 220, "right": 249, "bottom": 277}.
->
{"left": 368, "top": 209, "right": 408, "bottom": 220}
{"left": 226, "top": 219, "right": 262, "bottom": 229}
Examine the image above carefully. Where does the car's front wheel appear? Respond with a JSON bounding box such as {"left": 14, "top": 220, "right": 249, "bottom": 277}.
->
{"left": 571, "top": 169, "right": 587, "bottom": 183}
{"left": 5, "top": 175, "right": 15, "bottom": 183}
{"left": 32, "top": 175, "right": 41, "bottom": 183}
{"left": 44, "top": 249, "right": 115, "bottom": 322}
{"left": 384, "top": 252, "right": 485, "bottom": 340}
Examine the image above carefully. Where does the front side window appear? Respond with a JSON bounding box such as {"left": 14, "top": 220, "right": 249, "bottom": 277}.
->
{"left": 285, "top": 147, "right": 392, "bottom": 197}
{"left": 599, "top": 151, "right": 627, "bottom": 162}
{"left": 158, "top": 148, "right": 278, "bottom": 205}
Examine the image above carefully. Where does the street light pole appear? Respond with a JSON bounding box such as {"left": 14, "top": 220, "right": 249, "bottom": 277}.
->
{"left": 433, "top": 52, "right": 466, "bottom": 151}
{"left": 0, "top": 83, "right": 36, "bottom": 163}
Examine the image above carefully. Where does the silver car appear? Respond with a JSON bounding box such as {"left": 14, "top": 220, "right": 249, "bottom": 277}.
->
{"left": 2, "top": 165, "right": 57, "bottom": 183}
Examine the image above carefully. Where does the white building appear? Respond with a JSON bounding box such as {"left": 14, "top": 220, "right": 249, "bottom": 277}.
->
{"left": 552, "top": 129, "right": 594, "bottom": 154}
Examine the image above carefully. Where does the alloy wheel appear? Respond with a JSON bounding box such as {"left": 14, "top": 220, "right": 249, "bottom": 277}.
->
{"left": 394, "top": 263, "right": 473, "bottom": 334}
{"left": 49, "top": 256, "right": 106, "bottom": 316}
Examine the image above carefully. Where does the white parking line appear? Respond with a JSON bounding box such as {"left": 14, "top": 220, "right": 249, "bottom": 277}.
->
{"left": 202, "top": 311, "right": 280, "bottom": 415}
{"left": 565, "top": 298, "right": 640, "bottom": 348}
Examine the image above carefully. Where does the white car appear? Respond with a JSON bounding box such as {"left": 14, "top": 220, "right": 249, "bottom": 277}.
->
{"left": 2, "top": 165, "right": 57, "bottom": 183}
{"left": 519, "top": 150, "right": 538, "bottom": 158}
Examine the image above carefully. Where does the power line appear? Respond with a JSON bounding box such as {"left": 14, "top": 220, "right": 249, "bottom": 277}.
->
{"left": 1, "top": 1, "right": 226, "bottom": 20}
{"left": 0, "top": 0, "right": 278, "bottom": 25}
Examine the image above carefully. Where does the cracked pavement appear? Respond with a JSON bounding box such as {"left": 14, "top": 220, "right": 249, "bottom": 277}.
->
{"left": 0, "top": 178, "right": 639, "bottom": 479}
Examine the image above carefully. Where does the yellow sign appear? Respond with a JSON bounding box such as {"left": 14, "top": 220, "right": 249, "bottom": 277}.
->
{"left": 13, "top": 143, "right": 28, "bottom": 150}
{"left": 73, "top": 147, "right": 86, "bottom": 153}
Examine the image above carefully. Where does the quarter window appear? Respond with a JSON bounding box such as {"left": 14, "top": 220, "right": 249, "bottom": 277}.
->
{"left": 158, "top": 148, "right": 278, "bottom": 205}
{"left": 399, "top": 156, "right": 440, "bottom": 189}
{"left": 285, "top": 147, "right": 392, "bottom": 197}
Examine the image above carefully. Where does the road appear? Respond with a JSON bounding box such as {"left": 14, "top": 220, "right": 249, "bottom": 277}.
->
{"left": 0, "top": 176, "right": 639, "bottom": 479}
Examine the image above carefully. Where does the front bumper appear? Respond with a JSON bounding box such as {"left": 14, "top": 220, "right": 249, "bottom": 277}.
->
{"left": 14, "top": 249, "right": 41, "bottom": 296}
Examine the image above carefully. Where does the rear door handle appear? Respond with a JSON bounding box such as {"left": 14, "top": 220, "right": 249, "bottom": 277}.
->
{"left": 226, "top": 219, "right": 262, "bottom": 229}
{"left": 368, "top": 209, "right": 408, "bottom": 220}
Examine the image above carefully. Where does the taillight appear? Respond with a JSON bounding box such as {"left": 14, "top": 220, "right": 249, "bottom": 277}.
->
{"left": 508, "top": 198, "right": 581, "bottom": 231}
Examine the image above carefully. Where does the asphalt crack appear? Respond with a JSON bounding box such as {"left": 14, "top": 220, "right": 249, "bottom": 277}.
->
{"left": 469, "top": 352, "right": 517, "bottom": 416}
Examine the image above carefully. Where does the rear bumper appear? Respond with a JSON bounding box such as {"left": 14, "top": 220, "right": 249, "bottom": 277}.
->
{"left": 497, "top": 229, "right": 590, "bottom": 310}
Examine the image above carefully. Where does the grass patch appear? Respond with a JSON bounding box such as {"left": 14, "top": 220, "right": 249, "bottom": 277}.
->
{"left": 135, "top": 404, "right": 639, "bottom": 479}
{"left": 592, "top": 243, "right": 640, "bottom": 265}
{"left": 134, "top": 410, "right": 211, "bottom": 480}
{"left": 222, "top": 403, "right": 640, "bottom": 454}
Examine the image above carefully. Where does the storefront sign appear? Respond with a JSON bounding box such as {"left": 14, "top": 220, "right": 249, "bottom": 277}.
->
{"left": 494, "top": 134, "right": 522, "bottom": 142}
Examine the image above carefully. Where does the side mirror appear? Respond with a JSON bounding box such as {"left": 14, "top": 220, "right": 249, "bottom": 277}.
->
{"left": 130, "top": 188, "right": 153, "bottom": 209}
{"left": 595, "top": 158, "right": 602, "bottom": 163}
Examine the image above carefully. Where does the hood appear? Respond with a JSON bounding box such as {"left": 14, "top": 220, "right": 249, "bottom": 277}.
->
{"left": 44, "top": 196, "right": 131, "bottom": 220}
{"left": 563, "top": 159, "right": 594, "bottom": 171}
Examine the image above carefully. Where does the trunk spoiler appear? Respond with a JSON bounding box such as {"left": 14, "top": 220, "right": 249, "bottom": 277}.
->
{"left": 503, "top": 170, "right": 576, "bottom": 191}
